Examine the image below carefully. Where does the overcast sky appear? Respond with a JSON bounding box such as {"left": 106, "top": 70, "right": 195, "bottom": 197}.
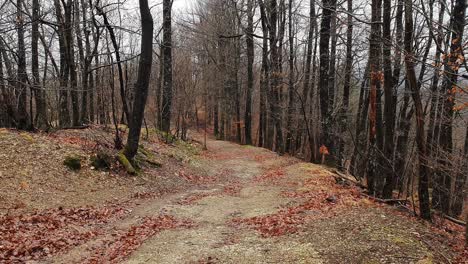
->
{"left": 172, "top": 0, "right": 196, "bottom": 11}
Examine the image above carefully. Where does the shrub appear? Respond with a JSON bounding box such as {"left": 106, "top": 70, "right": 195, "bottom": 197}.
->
{"left": 64, "top": 155, "right": 82, "bottom": 171}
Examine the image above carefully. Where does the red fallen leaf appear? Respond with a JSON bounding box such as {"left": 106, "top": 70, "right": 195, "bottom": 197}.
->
{"left": 254, "top": 168, "right": 286, "bottom": 184}
{"left": 231, "top": 184, "right": 366, "bottom": 237}
{"left": 0, "top": 205, "right": 127, "bottom": 262}
{"left": 177, "top": 170, "right": 217, "bottom": 185}
{"left": 84, "top": 215, "right": 194, "bottom": 263}
{"left": 222, "top": 182, "right": 242, "bottom": 196}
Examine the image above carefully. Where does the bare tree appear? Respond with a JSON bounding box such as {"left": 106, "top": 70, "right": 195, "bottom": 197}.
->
{"left": 123, "top": 0, "right": 153, "bottom": 161}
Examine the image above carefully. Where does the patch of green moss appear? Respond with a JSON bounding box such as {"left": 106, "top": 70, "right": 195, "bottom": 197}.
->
{"left": 145, "top": 158, "right": 162, "bottom": 167}
{"left": 138, "top": 145, "right": 153, "bottom": 158}
{"left": 152, "top": 129, "right": 176, "bottom": 142}
{"left": 117, "top": 151, "right": 136, "bottom": 175}
{"left": 64, "top": 155, "right": 82, "bottom": 171}
{"left": 20, "top": 133, "right": 35, "bottom": 143}
{"left": 135, "top": 146, "right": 162, "bottom": 168}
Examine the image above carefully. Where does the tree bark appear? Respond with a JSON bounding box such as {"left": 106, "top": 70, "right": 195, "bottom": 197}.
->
{"left": 295, "top": 0, "right": 315, "bottom": 154}
{"left": 96, "top": 3, "right": 130, "bottom": 124}
{"left": 124, "top": 0, "right": 153, "bottom": 160}
{"left": 16, "top": 0, "right": 31, "bottom": 130}
{"left": 337, "top": 0, "right": 353, "bottom": 170}
{"left": 244, "top": 0, "right": 254, "bottom": 145}
{"left": 367, "top": 0, "right": 382, "bottom": 195}
{"left": 285, "top": 0, "right": 295, "bottom": 153}
{"left": 318, "top": 0, "right": 335, "bottom": 160}
{"left": 438, "top": 0, "right": 466, "bottom": 215}
{"left": 258, "top": 2, "right": 269, "bottom": 148}
{"left": 161, "top": 0, "right": 174, "bottom": 133}
{"left": 404, "top": 0, "right": 431, "bottom": 220}
{"left": 32, "top": 0, "right": 47, "bottom": 129}
{"left": 381, "top": 0, "right": 396, "bottom": 199}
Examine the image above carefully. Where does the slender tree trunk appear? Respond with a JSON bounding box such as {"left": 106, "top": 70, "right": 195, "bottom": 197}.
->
{"left": 258, "top": 0, "right": 270, "bottom": 148}
{"left": 0, "top": 42, "right": 10, "bottom": 127}
{"left": 451, "top": 125, "right": 468, "bottom": 216}
{"left": 426, "top": 0, "right": 445, "bottom": 155}
{"left": 295, "top": 0, "right": 315, "bottom": 154}
{"left": 308, "top": 23, "right": 319, "bottom": 163}
{"left": 124, "top": 0, "right": 153, "bottom": 160}
{"left": 327, "top": 2, "right": 337, "bottom": 157}
{"left": 337, "top": 0, "right": 353, "bottom": 170}
{"left": 367, "top": 0, "right": 382, "bottom": 195}
{"left": 16, "top": 0, "right": 31, "bottom": 130}
{"left": 404, "top": 0, "right": 431, "bottom": 220}
{"left": 0, "top": 41, "right": 17, "bottom": 127}
{"left": 318, "top": 0, "right": 335, "bottom": 160}
{"left": 161, "top": 0, "right": 174, "bottom": 134}
{"left": 54, "top": 0, "right": 69, "bottom": 127}
{"left": 75, "top": 0, "right": 88, "bottom": 125}
{"left": 96, "top": 4, "right": 130, "bottom": 124}
{"left": 244, "top": 0, "right": 254, "bottom": 145}
{"left": 438, "top": 0, "right": 466, "bottom": 214}
{"left": 381, "top": 0, "right": 396, "bottom": 199}
{"left": 64, "top": 0, "right": 80, "bottom": 126}
{"left": 32, "top": 0, "right": 47, "bottom": 129}
{"left": 394, "top": 86, "right": 414, "bottom": 193}
{"left": 285, "top": 0, "right": 295, "bottom": 153}
{"left": 155, "top": 47, "right": 163, "bottom": 129}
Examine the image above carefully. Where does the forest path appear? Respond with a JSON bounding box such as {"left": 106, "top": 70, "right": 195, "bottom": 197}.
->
{"left": 121, "top": 137, "right": 445, "bottom": 264}
{"left": 48, "top": 135, "right": 452, "bottom": 263}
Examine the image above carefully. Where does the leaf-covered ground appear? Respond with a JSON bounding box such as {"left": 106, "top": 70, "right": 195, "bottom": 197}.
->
{"left": 0, "top": 127, "right": 466, "bottom": 263}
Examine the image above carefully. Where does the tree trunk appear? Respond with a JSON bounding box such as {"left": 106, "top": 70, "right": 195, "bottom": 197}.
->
{"left": 63, "top": 0, "right": 80, "bottom": 127}
{"left": 451, "top": 125, "right": 468, "bottom": 216}
{"left": 438, "top": 0, "right": 466, "bottom": 215}
{"left": 350, "top": 63, "right": 369, "bottom": 177}
{"left": 123, "top": 0, "right": 153, "bottom": 161}
{"left": 337, "top": 0, "right": 353, "bottom": 171}
{"left": 16, "top": 0, "right": 31, "bottom": 130}
{"left": 96, "top": 4, "right": 130, "bottom": 124}
{"left": 381, "top": 0, "right": 396, "bottom": 199}
{"left": 285, "top": 0, "right": 295, "bottom": 153}
{"left": 426, "top": 0, "right": 445, "bottom": 157}
{"left": 327, "top": 2, "right": 337, "bottom": 158}
{"left": 244, "top": 0, "right": 254, "bottom": 145}
{"left": 54, "top": 0, "right": 70, "bottom": 127}
{"left": 161, "top": 0, "right": 174, "bottom": 133}
{"left": 32, "top": 0, "right": 47, "bottom": 129}
{"left": 258, "top": 0, "right": 270, "bottom": 149}
{"left": 367, "top": 0, "right": 382, "bottom": 195}
{"left": 295, "top": 0, "right": 315, "bottom": 154}
{"left": 404, "top": 0, "right": 431, "bottom": 220}
{"left": 318, "top": 0, "right": 335, "bottom": 160}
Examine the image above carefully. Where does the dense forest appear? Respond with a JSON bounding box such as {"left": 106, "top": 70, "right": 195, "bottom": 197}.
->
{"left": 0, "top": 0, "right": 467, "bottom": 226}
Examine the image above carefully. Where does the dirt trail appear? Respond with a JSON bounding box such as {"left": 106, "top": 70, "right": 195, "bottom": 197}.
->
{"left": 48, "top": 137, "right": 457, "bottom": 264}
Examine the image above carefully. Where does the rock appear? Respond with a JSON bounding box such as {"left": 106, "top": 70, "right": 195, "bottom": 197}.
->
{"left": 326, "top": 195, "right": 337, "bottom": 203}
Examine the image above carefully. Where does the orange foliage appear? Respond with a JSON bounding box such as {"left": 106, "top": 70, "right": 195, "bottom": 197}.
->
{"left": 319, "top": 145, "right": 329, "bottom": 155}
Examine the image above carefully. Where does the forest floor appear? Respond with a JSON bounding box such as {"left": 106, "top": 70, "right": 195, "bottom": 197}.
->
{"left": 0, "top": 126, "right": 466, "bottom": 263}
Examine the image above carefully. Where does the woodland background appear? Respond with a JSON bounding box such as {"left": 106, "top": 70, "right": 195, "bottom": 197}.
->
{"left": 0, "top": 0, "right": 467, "bottom": 222}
